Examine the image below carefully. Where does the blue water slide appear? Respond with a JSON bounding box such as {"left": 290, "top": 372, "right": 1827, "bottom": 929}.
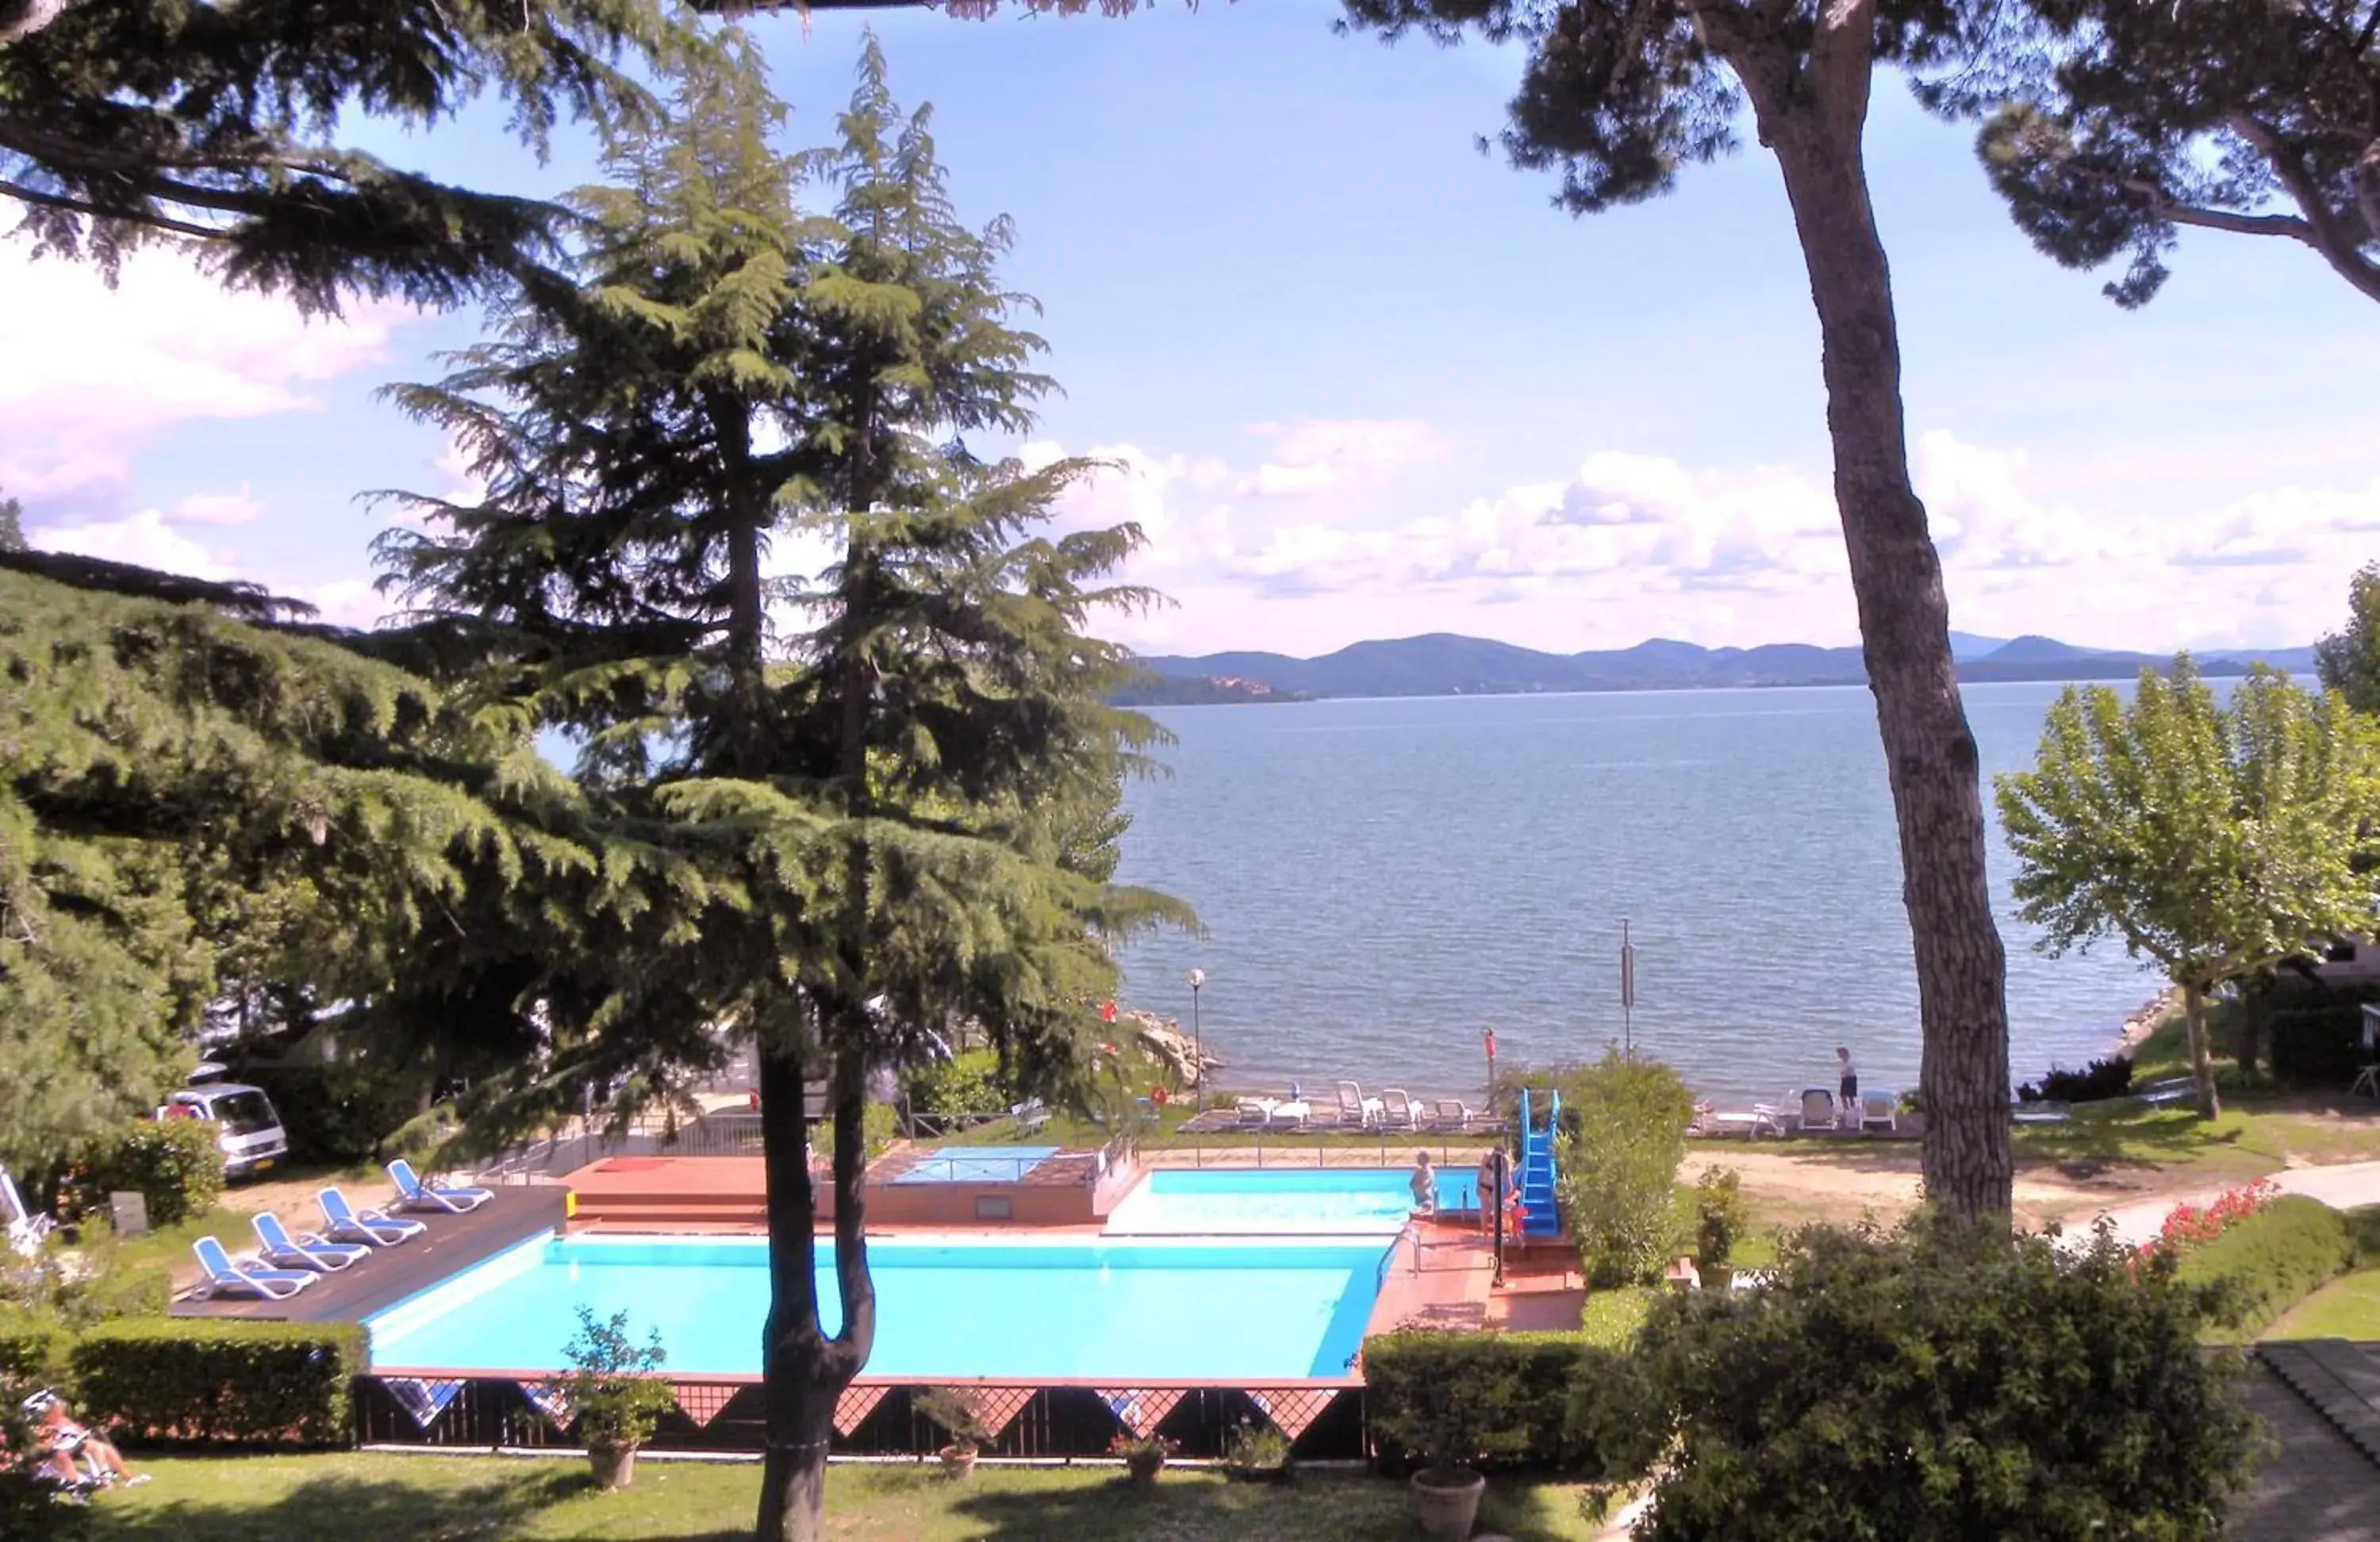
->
{"left": 1514, "top": 1088, "right": 1561, "bottom": 1237}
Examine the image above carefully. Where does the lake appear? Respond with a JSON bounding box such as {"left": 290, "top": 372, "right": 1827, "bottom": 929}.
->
{"left": 1112, "top": 682, "right": 2156, "bottom": 1107}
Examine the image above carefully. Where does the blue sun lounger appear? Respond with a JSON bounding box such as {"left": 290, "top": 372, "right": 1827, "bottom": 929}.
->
{"left": 253, "top": 1211, "right": 370, "bottom": 1272}
{"left": 387, "top": 1160, "right": 493, "bottom": 1214}
{"left": 318, "top": 1187, "right": 426, "bottom": 1246}
{"left": 191, "top": 1236, "right": 316, "bottom": 1301}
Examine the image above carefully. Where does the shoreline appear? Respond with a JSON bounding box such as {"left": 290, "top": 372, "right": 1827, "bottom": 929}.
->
{"left": 2110, "top": 986, "right": 2182, "bottom": 1059}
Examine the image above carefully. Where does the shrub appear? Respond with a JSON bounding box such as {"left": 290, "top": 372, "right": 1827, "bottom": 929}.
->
{"left": 544, "top": 1305, "right": 674, "bottom": 1451}
{"left": 2174, "top": 1194, "right": 2354, "bottom": 1341}
{"left": 1691, "top": 1168, "right": 1748, "bottom": 1267}
{"left": 63, "top": 1119, "right": 224, "bottom": 1229}
{"left": 2017, "top": 1056, "right": 2133, "bottom": 1103}
{"left": 70, "top": 1318, "right": 363, "bottom": 1447}
{"left": 915, "top": 1387, "right": 992, "bottom": 1452}
{"left": 0, "top": 1310, "right": 70, "bottom": 1386}
{"left": 1625, "top": 1215, "right": 2258, "bottom": 1541}
{"left": 1554, "top": 1051, "right": 1694, "bottom": 1287}
{"left": 227, "top": 1059, "right": 422, "bottom": 1166}
{"left": 1364, "top": 1329, "right": 1655, "bottom": 1479}
{"left": 1576, "top": 1287, "right": 1656, "bottom": 1349}
{"left": 1221, "top": 1417, "right": 1292, "bottom": 1477}
{"left": 0, "top": 1375, "right": 90, "bottom": 1540}
{"left": 905, "top": 1049, "right": 1007, "bottom": 1121}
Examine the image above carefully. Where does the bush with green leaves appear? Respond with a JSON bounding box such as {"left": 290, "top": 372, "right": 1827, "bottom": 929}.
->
{"left": 547, "top": 1305, "right": 674, "bottom": 1452}
{"left": 1690, "top": 1168, "right": 1748, "bottom": 1268}
{"left": 2175, "top": 1193, "right": 2354, "bottom": 1341}
{"left": 904, "top": 1049, "right": 1008, "bottom": 1122}
{"left": 71, "top": 1318, "right": 363, "bottom": 1447}
{"left": 1623, "top": 1215, "right": 2258, "bottom": 1540}
{"left": 1364, "top": 1329, "right": 1655, "bottom": 1479}
{"left": 63, "top": 1119, "right": 224, "bottom": 1229}
{"left": 226, "top": 1059, "right": 424, "bottom": 1166}
{"left": 1553, "top": 1051, "right": 1695, "bottom": 1287}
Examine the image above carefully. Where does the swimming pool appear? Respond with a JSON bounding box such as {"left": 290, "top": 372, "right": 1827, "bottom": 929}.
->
{"left": 366, "top": 1232, "right": 1387, "bottom": 1380}
{"left": 889, "top": 1145, "right": 1058, "bottom": 1183}
{"left": 1101, "top": 1167, "right": 1482, "bottom": 1236}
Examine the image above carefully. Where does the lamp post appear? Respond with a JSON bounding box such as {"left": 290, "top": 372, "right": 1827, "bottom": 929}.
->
{"left": 1186, "top": 969, "right": 1206, "bottom": 1091}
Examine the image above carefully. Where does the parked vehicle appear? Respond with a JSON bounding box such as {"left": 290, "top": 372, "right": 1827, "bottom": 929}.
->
{"left": 159, "top": 1082, "right": 289, "bottom": 1179}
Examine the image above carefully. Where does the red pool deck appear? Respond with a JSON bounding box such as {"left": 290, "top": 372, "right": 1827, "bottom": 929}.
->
{"left": 562, "top": 1149, "right": 1142, "bottom": 1231}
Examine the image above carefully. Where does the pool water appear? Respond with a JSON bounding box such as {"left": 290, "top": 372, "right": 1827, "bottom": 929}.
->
{"left": 367, "top": 1233, "right": 1387, "bottom": 1380}
{"left": 1102, "top": 1167, "right": 1482, "bottom": 1236}
{"left": 889, "top": 1145, "right": 1058, "bottom": 1183}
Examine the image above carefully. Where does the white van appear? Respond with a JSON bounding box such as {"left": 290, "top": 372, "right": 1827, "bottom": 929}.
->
{"left": 161, "top": 1081, "right": 290, "bottom": 1180}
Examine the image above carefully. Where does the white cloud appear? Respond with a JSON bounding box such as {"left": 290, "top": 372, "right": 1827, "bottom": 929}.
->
{"left": 29, "top": 509, "right": 233, "bottom": 579}
{"left": 1235, "top": 418, "right": 1440, "bottom": 499}
{"left": 169, "top": 485, "right": 263, "bottom": 527}
{"left": 0, "top": 243, "right": 409, "bottom": 499}
{"left": 1020, "top": 424, "right": 2380, "bottom": 658}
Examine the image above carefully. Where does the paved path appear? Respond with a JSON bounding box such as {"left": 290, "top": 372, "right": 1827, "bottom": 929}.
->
{"left": 2064, "top": 1159, "right": 2380, "bottom": 1247}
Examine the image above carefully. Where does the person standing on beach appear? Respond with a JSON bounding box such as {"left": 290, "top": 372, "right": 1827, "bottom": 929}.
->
{"left": 1837, "top": 1046, "right": 1859, "bottom": 1118}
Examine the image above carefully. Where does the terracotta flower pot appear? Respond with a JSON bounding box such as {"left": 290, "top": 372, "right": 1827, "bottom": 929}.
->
{"left": 1125, "top": 1447, "right": 1166, "bottom": 1483}
{"left": 1411, "top": 1466, "right": 1485, "bottom": 1539}
{"left": 939, "top": 1444, "right": 978, "bottom": 1480}
{"left": 587, "top": 1441, "right": 637, "bottom": 1490}
{"left": 1700, "top": 1260, "right": 1734, "bottom": 1291}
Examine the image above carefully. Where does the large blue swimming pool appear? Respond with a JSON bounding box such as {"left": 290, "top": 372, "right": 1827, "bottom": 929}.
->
{"left": 1101, "top": 1167, "right": 1482, "bottom": 1236}
{"left": 366, "top": 1232, "right": 1388, "bottom": 1379}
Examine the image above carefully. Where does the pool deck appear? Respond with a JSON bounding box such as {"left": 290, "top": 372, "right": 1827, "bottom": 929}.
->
{"left": 171, "top": 1187, "right": 565, "bottom": 1325}
{"left": 562, "top": 1149, "right": 1143, "bottom": 1232}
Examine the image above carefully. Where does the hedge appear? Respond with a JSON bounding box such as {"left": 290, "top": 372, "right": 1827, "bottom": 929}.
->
{"left": 69, "top": 1318, "right": 364, "bottom": 1448}
{"left": 2175, "top": 1194, "right": 2355, "bottom": 1341}
{"left": 0, "top": 1310, "right": 70, "bottom": 1386}
{"left": 1362, "top": 1328, "right": 1656, "bottom": 1479}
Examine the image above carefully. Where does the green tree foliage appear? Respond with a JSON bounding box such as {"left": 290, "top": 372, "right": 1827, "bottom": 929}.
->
{"left": 1553, "top": 1049, "right": 1693, "bottom": 1287}
{"left": 0, "top": 562, "right": 601, "bottom": 1173}
{"left": 1932, "top": 1, "right": 2380, "bottom": 308}
{"left": 1623, "top": 1215, "right": 2258, "bottom": 1541}
{"left": 2317, "top": 562, "right": 2380, "bottom": 716}
{"left": 0, "top": 489, "right": 22, "bottom": 552}
{"left": 0, "top": 0, "right": 704, "bottom": 311}
{"left": 1998, "top": 658, "right": 2380, "bottom": 1118}
{"left": 377, "top": 36, "right": 1184, "bottom": 1540}
{"left": 1337, "top": 0, "right": 2015, "bottom": 1216}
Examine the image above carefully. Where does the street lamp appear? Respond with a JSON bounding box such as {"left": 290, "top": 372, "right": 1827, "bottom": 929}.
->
{"left": 1186, "top": 969, "right": 1206, "bottom": 1090}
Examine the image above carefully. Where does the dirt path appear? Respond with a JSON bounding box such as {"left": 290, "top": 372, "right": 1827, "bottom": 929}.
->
{"left": 1681, "top": 1145, "right": 2261, "bottom": 1234}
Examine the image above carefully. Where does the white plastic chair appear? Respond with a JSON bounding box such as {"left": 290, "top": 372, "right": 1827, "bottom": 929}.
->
{"left": 1380, "top": 1088, "right": 1419, "bottom": 1130}
{"left": 1334, "top": 1080, "right": 1386, "bottom": 1130}
{"left": 1860, "top": 1092, "right": 1897, "bottom": 1133}
{"left": 1798, "top": 1087, "right": 1838, "bottom": 1131}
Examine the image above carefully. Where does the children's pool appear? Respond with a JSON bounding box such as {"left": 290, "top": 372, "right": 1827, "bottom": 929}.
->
{"left": 1101, "top": 1167, "right": 1482, "bottom": 1236}
{"left": 365, "top": 1232, "right": 1388, "bottom": 1380}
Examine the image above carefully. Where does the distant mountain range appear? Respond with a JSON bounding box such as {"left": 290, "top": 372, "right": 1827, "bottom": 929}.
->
{"left": 1124, "top": 631, "right": 2319, "bottom": 702}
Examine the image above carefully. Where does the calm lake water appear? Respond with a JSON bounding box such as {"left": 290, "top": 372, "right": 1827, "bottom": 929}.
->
{"left": 1112, "top": 682, "right": 2155, "bottom": 1107}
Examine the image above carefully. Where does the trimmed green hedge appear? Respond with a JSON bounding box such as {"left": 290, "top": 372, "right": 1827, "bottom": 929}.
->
{"left": 70, "top": 1318, "right": 364, "bottom": 1448}
{"left": 2176, "top": 1194, "right": 2355, "bottom": 1341}
{"left": 1362, "top": 1329, "right": 1656, "bottom": 1479}
{"left": 0, "top": 1310, "right": 70, "bottom": 1385}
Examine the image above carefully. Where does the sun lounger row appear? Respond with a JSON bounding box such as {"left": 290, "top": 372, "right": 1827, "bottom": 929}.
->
{"left": 190, "top": 1161, "right": 493, "bottom": 1302}
{"left": 1206, "top": 1082, "right": 1495, "bottom": 1134}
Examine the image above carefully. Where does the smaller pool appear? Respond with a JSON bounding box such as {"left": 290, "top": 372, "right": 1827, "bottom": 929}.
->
{"left": 1104, "top": 1167, "right": 1483, "bottom": 1236}
{"left": 890, "top": 1145, "right": 1058, "bottom": 1184}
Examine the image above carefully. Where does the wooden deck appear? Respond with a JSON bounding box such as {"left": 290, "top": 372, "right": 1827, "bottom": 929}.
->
{"left": 171, "top": 1187, "right": 565, "bottom": 1325}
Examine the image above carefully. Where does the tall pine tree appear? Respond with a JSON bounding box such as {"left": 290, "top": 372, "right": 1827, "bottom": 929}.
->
{"left": 378, "top": 36, "right": 1184, "bottom": 1538}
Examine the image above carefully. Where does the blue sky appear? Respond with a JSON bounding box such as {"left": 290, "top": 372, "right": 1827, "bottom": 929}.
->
{"left": 10, "top": 1, "right": 2378, "bottom": 656}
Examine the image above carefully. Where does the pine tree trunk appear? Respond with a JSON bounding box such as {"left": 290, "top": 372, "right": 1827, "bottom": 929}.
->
{"left": 2182, "top": 981, "right": 2221, "bottom": 1120}
{"left": 753, "top": 1042, "right": 873, "bottom": 1541}
{"left": 1722, "top": 7, "right": 2013, "bottom": 1218}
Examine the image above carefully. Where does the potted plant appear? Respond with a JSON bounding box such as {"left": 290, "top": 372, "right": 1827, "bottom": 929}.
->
{"left": 1108, "top": 1429, "right": 1177, "bottom": 1483}
{"left": 1221, "top": 1418, "right": 1292, "bottom": 1483}
{"left": 546, "top": 1304, "right": 674, "bottom": 1490}
{"left": 1694, "top": 1166, "right": 1749, "bottom": 1291}
{"left": 1367, "top": 1331, "right": 1532, "bottom": 1539}
{"left": 915, "top": 1387, "right": 990, "bottom": 1479}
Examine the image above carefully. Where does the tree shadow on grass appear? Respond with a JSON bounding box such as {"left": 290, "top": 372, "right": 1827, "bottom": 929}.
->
{"left": 948, "top": 1468, "right": 1596, "bottom": 1542}
{"left": 2013, "top": 1107, "right": 2249, "bottom": 1182}
{"left": 90, "top": 1466, "right": 590, "bottom": 1542}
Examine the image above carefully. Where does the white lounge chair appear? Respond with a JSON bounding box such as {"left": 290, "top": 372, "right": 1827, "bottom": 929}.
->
{"left": 1268, "top": 1099, "right": 1312, "bottom": 1129}
{"left": 1234, "top": 1097, "right": 1276, "bottom": 1128}
{"left": 1427, "top": 1099, "right": 1474, "bottom": 1132}
{"left": 1380, "top": 1089, "right": 1419, "bottom": 1130}
{"left": 318, "top": 1187, "right": 425, "bottom": 1246}
{"left": 388, "top": 1160, "right": 493, "bottom": 1214}
{"left": 191, "top": 1236, "right": 315, "bottom": 1301}
{"left": 253, "top": 1211, "right": 370, "bottom": 1272}
{"left": 1799, "top": 1087, "right": 1838, "bottom": 1131}
{"left": 1, "top": 1165, "right": 52, "bottom": 1258}
{"left": 1334, "top": 1080, "right": 1386, "bottom": 1130}
{"left": 1860, "top": 1092, "right": 1898, "bottom": 1133}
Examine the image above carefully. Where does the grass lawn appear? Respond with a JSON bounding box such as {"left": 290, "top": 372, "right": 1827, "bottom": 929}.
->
{"left": 85, "top": 1453, "right": 1608, "bottom": 1541}
{"left": 2263, "top": 1269, "right": 2380, "bottom": 1341}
